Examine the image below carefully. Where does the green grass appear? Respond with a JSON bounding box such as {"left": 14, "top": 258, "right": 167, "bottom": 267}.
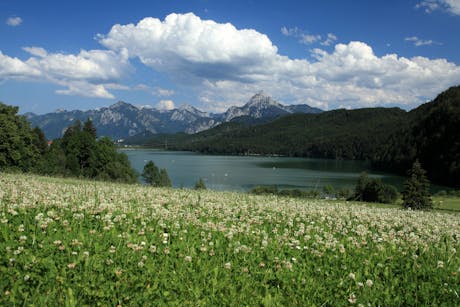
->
{"left": 433, "top": 196, "right": 460, "bottom": 211}
{"left": 1, "top": 173, "right": 459, "bottom": 306}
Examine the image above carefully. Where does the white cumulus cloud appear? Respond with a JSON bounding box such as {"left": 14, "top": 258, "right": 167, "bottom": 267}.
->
{"left": 0, "top": 47, "right": 130, "bottom": 98}
{"left": 0, "top": 51, "right": 41, "bottom": 78}
{"left": 6, "top": 16, "right": 22, "bottom": 26}
{"left": 99, "top": 13, "right": 278, "bottom": 83}
{"left": 156, "top": 100, "right": 175, "bottom": 110}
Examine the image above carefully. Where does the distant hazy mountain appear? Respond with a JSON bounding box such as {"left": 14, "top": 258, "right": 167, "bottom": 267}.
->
{"left": 26, "top": 93, "right": 322, "bottom": 139}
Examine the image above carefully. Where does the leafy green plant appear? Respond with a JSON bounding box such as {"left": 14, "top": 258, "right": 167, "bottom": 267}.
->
{"left": 142, "top": 161, "right": 172, "bottom": 187}
{"left": 353, "top": 172, "right": 398, "bottom": 204}
{"left": 194, "top": 178, "right": 207, "bottom": 190}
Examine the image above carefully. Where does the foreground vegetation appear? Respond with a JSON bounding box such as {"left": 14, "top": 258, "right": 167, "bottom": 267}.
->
{"left": 1, "top": 173, "right": 459, "bottom": 305}
{"left": 0, "top": 103, "right": 137, "bottom": 183}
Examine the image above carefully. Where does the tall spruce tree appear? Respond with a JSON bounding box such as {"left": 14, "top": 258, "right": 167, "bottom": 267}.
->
{"left": 402, "top": 160, "right": 432, "bottom": 210}
{"left": 83, "top": 118, "right": 97, "bottom": 139}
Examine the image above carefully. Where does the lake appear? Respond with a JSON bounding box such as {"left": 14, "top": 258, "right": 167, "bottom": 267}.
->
{"left": 121, "top": 149, "right": 407, "bottom": 192}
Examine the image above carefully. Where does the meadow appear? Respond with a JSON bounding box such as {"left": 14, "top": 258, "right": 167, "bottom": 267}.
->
{"left": 1, "top": 173, "right": 459, "bottom": 306}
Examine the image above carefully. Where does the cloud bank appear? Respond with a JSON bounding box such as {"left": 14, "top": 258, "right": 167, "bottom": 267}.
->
{"left": 99, "top": 13, "right": 460, "bottom": 110}
{"left": 0, "top": 47, "right": 130, "bottom": 98}
{"left": 1, "top": 12, "right": 460, "bottom": 111}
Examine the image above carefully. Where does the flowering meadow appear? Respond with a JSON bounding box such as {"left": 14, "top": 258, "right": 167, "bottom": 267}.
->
{"left": 1, "top": 173, "right": 459, "bottom": 306}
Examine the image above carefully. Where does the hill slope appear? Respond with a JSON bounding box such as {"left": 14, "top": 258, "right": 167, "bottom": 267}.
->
{"left": 374, "top": 85, "right": 460, "bottom": 186}
{"left": 174, "top": 107, "right": 406, "bottom": 160}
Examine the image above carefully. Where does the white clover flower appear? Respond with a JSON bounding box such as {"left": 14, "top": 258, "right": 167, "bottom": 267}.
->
{"left": 348, "top": 293, "right": 356, "bottom": 304}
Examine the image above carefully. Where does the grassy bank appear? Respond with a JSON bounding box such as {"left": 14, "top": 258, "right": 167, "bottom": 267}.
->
{"left": 1, "top": 173, "right": 459, "bottom": 305}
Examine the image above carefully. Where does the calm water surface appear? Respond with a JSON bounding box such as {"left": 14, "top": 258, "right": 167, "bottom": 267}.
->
{"left": 122, "top": 149, "right": 406, "bottom": 192}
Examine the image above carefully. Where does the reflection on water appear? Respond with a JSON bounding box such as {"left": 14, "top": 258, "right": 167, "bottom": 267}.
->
{"left": 121, "top": 149, "right": 406, "bottom": 192}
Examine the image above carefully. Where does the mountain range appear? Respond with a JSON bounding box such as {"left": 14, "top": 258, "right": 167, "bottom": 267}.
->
{"left": 26, "top": 92, "right": 322, "bottom": 140}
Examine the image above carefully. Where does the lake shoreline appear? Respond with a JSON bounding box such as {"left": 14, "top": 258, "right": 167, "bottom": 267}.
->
{"left": 120, "top": 148, "right": 411, "bottom": 192}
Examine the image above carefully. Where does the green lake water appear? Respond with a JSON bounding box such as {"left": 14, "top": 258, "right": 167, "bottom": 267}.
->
{"left": 122, "top": 149, "right": 407, "bottom": 192}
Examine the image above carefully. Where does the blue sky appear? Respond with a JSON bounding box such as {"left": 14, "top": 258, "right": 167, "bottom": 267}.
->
{"left": 1, "top": 0, "right": 460, "bottom": 114}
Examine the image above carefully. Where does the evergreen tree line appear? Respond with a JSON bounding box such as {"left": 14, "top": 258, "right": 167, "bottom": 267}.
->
{"left": 0, "top": 102, "right": 137, "bottom": 183}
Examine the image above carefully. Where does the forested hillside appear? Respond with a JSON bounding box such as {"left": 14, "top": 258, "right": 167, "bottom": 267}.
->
{"left": 173, "top": 107, "right": 406, "bottom": 160}
{"left": 374, "top": 86, "right": 460, "bottom": 186}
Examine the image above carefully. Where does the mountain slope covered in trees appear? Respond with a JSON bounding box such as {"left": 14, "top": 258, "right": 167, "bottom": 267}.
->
{"left": 374, "top": 86, "right": 460, "bottom": 187}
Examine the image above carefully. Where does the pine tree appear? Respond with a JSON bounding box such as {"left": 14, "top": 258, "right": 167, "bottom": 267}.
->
{"left": 83, "top": 118, "right": 97, "bottom": 139}
{"left": 402, "top": 160, "right": 432, "bottom": 210}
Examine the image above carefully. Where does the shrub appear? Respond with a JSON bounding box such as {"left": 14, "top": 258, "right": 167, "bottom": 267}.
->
{"left": 250, "top": 186, "right": 278, "bottom": 195}
{"left": 142, "top": 161, "right": 172, "bottom": 187}
{"left": 194, "top": 178, "right": 207, "bottom": 190}
{"left": 353, "top": 172, "right": 398, "bottom": 204}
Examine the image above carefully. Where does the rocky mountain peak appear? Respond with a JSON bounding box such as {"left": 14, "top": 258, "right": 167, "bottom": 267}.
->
{"left": 178, "top": 104, "right": 209, "bottom": 117}
{"left": 109, "top": 101, "right": 136, "bottom": 110}
{"left": 27, "top": 92, "right": 322, "bottom": 140}
{"left": 246, "top": 92, "right": 280, "bottom": 109}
